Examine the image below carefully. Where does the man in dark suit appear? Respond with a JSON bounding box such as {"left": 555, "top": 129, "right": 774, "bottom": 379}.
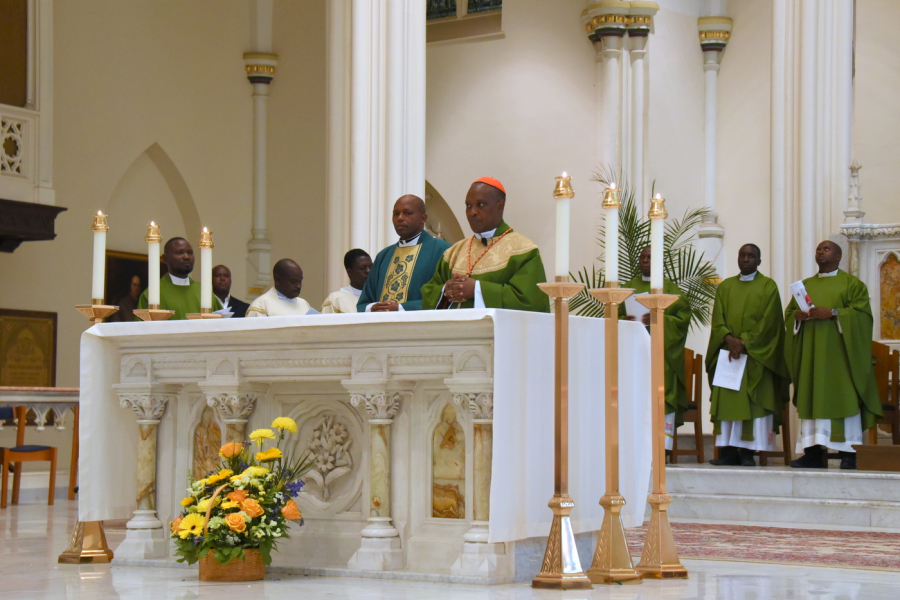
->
{"left": 213, "top": 265, "right": 250, "bottom": 318}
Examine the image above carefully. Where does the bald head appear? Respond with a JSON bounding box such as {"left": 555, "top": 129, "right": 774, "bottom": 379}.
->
{"left": 815, "top": 240, "right": 842, "bottom": 273}
{"left": 392, "top": 195, "right": 428, "bottom": 240}
{"left": 273, "top": 259, "right": 304, "bottom": 299}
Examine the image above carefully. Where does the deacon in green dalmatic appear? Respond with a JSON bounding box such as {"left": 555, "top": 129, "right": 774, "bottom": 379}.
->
{"left": 620, "top": 245, "right": 691, "bottom": 450}
{"left": 786, "top": 240, "right": 882, "bottom": 470}
{"left": 358, "top": 195, "right": 451, "bottom": 312}
{"left": 707, "top": 244, "right": 790, "bottom": 467}
{"left": 421, "top": 177, "right": 550, "bottom": 312}
{"left": 137, "top": 237, "right": 222, "bottom": 320}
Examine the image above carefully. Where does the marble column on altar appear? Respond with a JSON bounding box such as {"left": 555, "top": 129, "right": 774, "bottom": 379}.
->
{"left": 344, "top": 380, "right": 407, "bottom": 571}
{"left": 200, "top": 383, "right": 264, "bottom": 444}
{"left": 113, "top": 383, "right": 180, "bottom": 559}
{"left": 696, "top": 16, "right": 732, "bottom": 278}
{"left": 448, "top": 380, "right": 507, "bottom": 578}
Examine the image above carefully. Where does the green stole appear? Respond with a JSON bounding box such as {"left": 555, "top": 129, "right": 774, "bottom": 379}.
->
{"left": 420, "top": 221, "right": 550, "bottom": 313}
{"left": 706, "top": 273, "right": 790, "bottom": 439}
{"left": 137, "top": 274, "right": 222, "bottom": 320}
{"left": 618, "top": 277, "right": 691, "bottom": 425}
{"left": 784, "top": 270, "right": 883, "bottom": 441}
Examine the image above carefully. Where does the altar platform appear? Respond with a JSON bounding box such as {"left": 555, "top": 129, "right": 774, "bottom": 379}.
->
{"left": 77, "top": 310, "right": 653, "bottom": 583}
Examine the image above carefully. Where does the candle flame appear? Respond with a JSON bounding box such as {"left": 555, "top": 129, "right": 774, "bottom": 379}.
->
{"left": 655, "top": 193, "right": 661, "bottom": 199}
{"left": 97, "top": 211, "right": 102, "bottom": 216}
{"left": 562, "top": 171, "right": 568, "bottom": 178}
{"left": 611, "top": 182, "right": 617, "bottom": 189}
{"left": 150, "top": 221, "right": 155, "bottom": 226}
{"left": 202, "top": 227, "right": 208, "bottom": 233}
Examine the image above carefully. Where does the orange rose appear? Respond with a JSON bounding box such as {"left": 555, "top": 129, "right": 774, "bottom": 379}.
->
{"left": 170, "top": 516, "right": 183, "bottom": 534}
{"left": 225, "top": 512, "right": 247, "bottom": 533}
{"left": 241, "top": 498, "right": 264, "bottom": 518}
{"left": 226, "top": 489, "right": 247, "bottom": 503}
{"left": 219, "top": 442, "right": 243, "bottom": 458}
{"left": 281, "top": 499, "right": 302, "bottom": 521}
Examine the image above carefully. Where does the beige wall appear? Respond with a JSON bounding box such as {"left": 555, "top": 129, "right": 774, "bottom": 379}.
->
{"left": 0, "top": 0, "right": 327, "bottom": 386}
{"left": 853, "top": 0, "right": 900, "bottom": 225}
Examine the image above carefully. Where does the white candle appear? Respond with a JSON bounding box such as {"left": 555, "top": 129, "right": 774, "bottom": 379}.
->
{"left": 199, "top": 227, "right": 213, "bottom": 310}
{"left": 91, "top": 212, "right": 108, "bottom": 301}
{"left": 650, "top": 193, "right": 665, "bottom": 291}
{"left": 604, "top": 183, "right": 619, "bottom": 283}
{"left": 146, "top": 222, "right": 161, "bottom": 306}
{"left": 554, "top": 172, "right": 572, "bottom": 278}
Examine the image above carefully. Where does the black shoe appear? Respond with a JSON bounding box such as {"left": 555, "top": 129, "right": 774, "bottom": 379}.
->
{"left": 739, "top": 448, "right": 757, "bottom": 467}
{"left": 790, "top": 445, "right": 826, "bottom": 468}
{"left": 710, "top": 446, "right": 740, "bottom": 466}
{"left": 839, "top": 451, "right": 857, "bottom": 470}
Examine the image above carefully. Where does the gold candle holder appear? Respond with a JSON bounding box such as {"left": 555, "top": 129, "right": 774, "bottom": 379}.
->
{"left": 186, "top": 229, "right": 220, "bottom": 319}
{"left": 75, "top": 300, "right": 119, "bottom": 325}
{"left": 585, "top": 281, "right": 640, "bottom": 585}
{"left": 531, "top": 275, "right": 592, "bottom": 591}
{"left": 133, "top": 306, "right": 175, "bottom": 321}
{"left": 634, "top": 291, "right": 688, "bottom": 579}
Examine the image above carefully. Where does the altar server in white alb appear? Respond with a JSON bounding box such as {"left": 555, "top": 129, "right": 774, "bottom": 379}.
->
{"left": 321, "top": 249, "right": 372, "bottom": 314}
{"left": 247, "top": 259, "right": 316, "bottom": 317}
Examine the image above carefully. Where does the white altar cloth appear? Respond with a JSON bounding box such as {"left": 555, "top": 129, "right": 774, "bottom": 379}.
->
{"left": 79, "top": 310, "right": 651, "bottom": 543}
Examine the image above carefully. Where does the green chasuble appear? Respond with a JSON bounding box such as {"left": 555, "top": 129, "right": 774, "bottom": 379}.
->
{"left": 706, "top": 273, "right": 790, "bottom": 439}
{"left": 420, "top": 221, "right": 550, "bottom": 313}
{"left": 784, "top": 270, "right": 882, "bottom": 440}
{"left": 619, "top": 278, "right": 691, "bottom": 424}
{"left": 137, "top": 274, "right": 223, "bottom": 320}
{"left": 357, "top": 231, "right": 451, "bottom": 311}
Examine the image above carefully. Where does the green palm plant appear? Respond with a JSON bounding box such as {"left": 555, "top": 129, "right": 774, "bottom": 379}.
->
{"left": 568, "top": 166, "right": 718, "bottom": 329}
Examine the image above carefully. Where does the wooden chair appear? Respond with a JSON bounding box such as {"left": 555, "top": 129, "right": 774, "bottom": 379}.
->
{"left": 671, "top": 349, "right": 705, "bottom": 463}
{"left": 868, "top": 341, "right": 900, "bottom": 445}
{"left": 1, "top": 406, "right": 57, "bottom": 508}
{"left": 759, "top": 403, "right": 793, "bottom": 466}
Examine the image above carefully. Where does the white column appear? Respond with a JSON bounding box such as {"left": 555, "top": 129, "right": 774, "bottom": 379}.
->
{"left": 770, "top": 0, "right": 790, "bottom": 292}
{"left": 832, "top": 0, "right": 854, "bottom": 240}
{"left": 798, "top": 0, "right": 818, "bottom": 273}
{"left": 626, "top": 3, "right": 655, "bottom": 208}
{"left": 696, "top": 17, "right": 732, "bottom": 277}
{"left": 244, "top": 0, "right": 277, "bottom": 298}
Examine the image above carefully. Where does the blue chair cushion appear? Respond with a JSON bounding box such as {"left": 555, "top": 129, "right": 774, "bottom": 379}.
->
{"left": 7, "top": 445, "right": 52, "bottom": 453}
{"left": 0, "top": 407, "right": 13, "bottom": 421}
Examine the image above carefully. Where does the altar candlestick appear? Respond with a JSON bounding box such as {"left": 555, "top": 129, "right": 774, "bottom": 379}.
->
{"left": 146, "top": 222, "right": 162, "bottom": 306}
{"left": 649, "top": 194, "right": 667, "bottom": 291}
{"left": 553, "top": 172, "right": 574, "bottom": 278}
{"left": 199, "top": 227, "right": 214, "bottom": 311}
{"left": 602, "top": 184, "right": 620, "bottom": 283}
{"left": 91, "top": 212, "right": 108, "bottom": 302}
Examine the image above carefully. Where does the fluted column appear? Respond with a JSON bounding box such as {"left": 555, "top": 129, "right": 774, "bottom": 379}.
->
{"left": 344, "top": 381, "right": 406, "bottom": 571}
{"left": 200, "top": 383, "right": 264, "bottom": 443}
{"left": 113, "top": 384, "right": 180, "bottom": 559}
{"left": 243, "top": 0, "right": 277, "bottom": 297}
{"left": 626, "top": 4, "right": 657, "bottom": 207}
{"left": 696, "top": 16, "right": 732, "bottom": 277}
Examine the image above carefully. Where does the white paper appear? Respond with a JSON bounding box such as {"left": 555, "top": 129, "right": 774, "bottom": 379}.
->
{"left": 624, "top": 292, "right": 650, "bottom": 320}
{"left": 712, "top": 349, "right": 747, "bottom": 391}
{"left": 789, "top": 280, "right": 813, "bottom": 312}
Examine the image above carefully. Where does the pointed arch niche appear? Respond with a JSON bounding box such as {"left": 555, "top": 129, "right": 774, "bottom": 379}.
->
{"left": 103, "top": 143, "right": 201, "bottom": 255}
{"left": 424, "top": 181, "right": 464, "bottom": 244}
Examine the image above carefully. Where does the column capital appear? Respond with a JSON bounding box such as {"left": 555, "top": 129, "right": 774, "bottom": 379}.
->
{"left": 114, "top": 383, "right": 180, "bottom": 425}
{"left": 698, "top": 16, "right": 733, "bottom": 59}
{"left": 444, "top": 377, "right": 493, "bottom": 421}
{"left": 200, "top": 382, "right": 265, "bottom": 424}
{"left": 582, "top": 1, "right": 630, "bottom": 43}
{"left": 243, "top": 52, "right": 278, "bottom": 85}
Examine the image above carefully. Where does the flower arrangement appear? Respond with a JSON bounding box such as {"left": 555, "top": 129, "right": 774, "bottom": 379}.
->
{"left": 171, "top": 416, "right": 314, "bottom": 568}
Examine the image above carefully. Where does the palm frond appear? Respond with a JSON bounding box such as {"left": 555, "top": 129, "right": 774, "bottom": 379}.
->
{"left": 664, "top": 245, "right": 718, "bottom": 328}
{"left": 569, "top": 266, "right": 606, "bottom": 317}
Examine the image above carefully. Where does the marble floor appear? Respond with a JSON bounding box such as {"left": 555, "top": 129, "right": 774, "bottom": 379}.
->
{"left": 2, "top": 501, "right": 899, "bottom": 599}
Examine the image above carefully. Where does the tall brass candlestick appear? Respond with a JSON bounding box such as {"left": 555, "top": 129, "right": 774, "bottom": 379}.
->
{"left": 634, "top": 197, "right": 688, "bottom": 580}
{"left": 586, "top": 186, "right": 640, "bottom": 585}
{"left": 532, "top": 175, "right": 592, "bottom": 591}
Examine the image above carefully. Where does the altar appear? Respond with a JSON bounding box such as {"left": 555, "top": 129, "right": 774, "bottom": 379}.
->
{"left": 78, "top": 310, "right": 651, "bottom": 581}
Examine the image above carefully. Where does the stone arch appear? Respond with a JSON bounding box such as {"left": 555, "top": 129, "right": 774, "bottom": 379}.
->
{"left": 425, "top": 180, "right": 465, "bottom": 244}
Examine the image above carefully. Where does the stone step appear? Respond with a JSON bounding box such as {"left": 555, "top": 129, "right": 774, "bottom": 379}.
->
{"left": 665, "top": 464, "right": 900, "bottom": 531}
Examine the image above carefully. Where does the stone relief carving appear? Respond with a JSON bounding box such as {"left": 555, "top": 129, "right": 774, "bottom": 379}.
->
{"left": 118, "top": 393, "right": 171, "bottom": 423}
{"left": 433, "top": 403, "right": 465, "bottom": 519}
{"left": 206, "top": 392, "right": 257, "bottom": 422}
{"left": 192, "top": 406, "right": 222, "bottom": 480}
{"left": 453, "top": 392, "right": 493, "bottom": 420}
{"left": 350, "top": 392, "right": 401, "bottom": 421}
{"left": 304, "top": 414, "right": 353, "bottom": 501}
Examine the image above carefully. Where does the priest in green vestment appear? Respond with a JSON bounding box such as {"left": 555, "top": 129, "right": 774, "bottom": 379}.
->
{"left": 619, "top": 245, "right": 691, "bottom": 449}
{"left": 786, "top": 240, "right": 882, "bottom": 470}
{"left": 706, "top": 244, "right": 790, "bottom": 467}
{"left": 420, "top": 177, "right": 550, "bottom": 312}
{"left": 137, "top": 237, "right": 222, "bottom": 320}
{"left": 358, "top": 195, "right": 451, "bottom": 312}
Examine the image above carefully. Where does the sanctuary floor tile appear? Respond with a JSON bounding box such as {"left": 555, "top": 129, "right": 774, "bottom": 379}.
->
{"left": 2, "top": 501, "right": 899, "bottom": 599}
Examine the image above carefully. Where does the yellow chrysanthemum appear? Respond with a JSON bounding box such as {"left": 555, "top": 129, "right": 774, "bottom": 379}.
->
{"left": 177, "top": 513, "right": 206, "bottom": 539}
{"left": 180, "top": 497, "right": 195, "bottom": 507}
{"left": 271, "top": 417, "right": 297, "bottom": 433}
{"left": 255, "top": 447, "right": 282, "bottom": 462}
{"left": 204, "top": 469, "right": 234, "bottom": 486}
{"left": 243, "top": 466, "right": 269, "bottom": 478}
{"left": 249, "top": 428, "right": 275, "bottom": 447}
{"left": 195, "top": 497, "right": 220, "bottom": 513}
{"left": 221, "top": 500, "right": 240, "bottom": 510}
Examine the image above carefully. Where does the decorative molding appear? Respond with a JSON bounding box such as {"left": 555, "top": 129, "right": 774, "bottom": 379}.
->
{"left": 240, "top": 357, "right": 351, "bottom": 369}
{"left": 118, "top": 394, "right": 173, "bottom": 424}
{"left": 153, "top": 360, "right": 206, "bottom": 371}
{"left": 206, "top": 392, "right": 257, "bottom": 424}
{"left": 304, "top": 414, "right": 353, "bottom": 502}
{"left": 452, "top": 392, "right": 494, "bottom": 421}
{"left": 0, "top": 197, "right": 67, "bottom": 253}
{"left": 388, "top": 355, "right": 451, "bottom": 366}
{"left": 350, "top": 391, "right": 401, "bottom": 421}
{"left": 840, "top": 224, "right": 900, "bottom": 240}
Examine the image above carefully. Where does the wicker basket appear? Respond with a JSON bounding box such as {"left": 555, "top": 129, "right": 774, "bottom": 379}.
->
{"left": 197, "top": 483, "right": 266, "bottom": 582}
